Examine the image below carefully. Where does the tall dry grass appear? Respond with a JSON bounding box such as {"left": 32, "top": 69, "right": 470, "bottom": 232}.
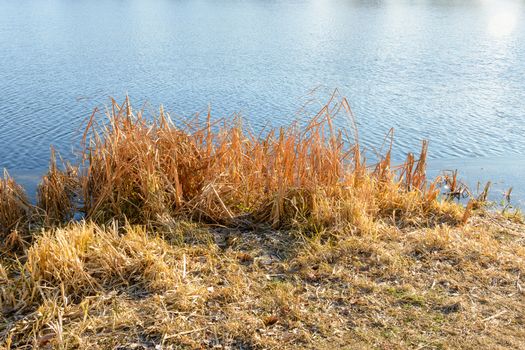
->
{"left": 76, "top": 93, "right": 458, "bottom": 229}
{"left": 0, "top": 170, "right": 31, "bottom": 248}
{"left": 0, "top": 92, "right": 463, "bottom": 237}
{"left": 37, "top": 148, "right": 80, "bottom": 226}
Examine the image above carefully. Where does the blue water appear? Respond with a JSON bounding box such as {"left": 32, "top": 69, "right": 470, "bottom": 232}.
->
{"left": 0, "top": 0, "right": 524, "bottom": 205}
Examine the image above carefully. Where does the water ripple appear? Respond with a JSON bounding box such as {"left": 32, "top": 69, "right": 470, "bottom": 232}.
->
{"left": 0, "top": 0, "right": 524, "bottom": 172}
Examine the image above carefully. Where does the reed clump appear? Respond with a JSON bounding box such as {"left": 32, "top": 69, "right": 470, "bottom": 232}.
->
{"left": 0, "top": 93, "right": 462, "bottom": 231}
{"left": 75, "top": 94, "right": 459, "bottom": 230}
{"left": 0, "top": 170, "right": 31, "bottom": 248}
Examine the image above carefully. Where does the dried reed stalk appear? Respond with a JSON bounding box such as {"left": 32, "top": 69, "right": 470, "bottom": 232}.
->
{"left": 74, "top": 92, "right": 449, "bottom": 229}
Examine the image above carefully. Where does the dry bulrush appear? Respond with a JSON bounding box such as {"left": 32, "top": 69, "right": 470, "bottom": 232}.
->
{"left": 36, "top": 148, "right": 80, "bottom": 226}
{"left": 0, "top": 170, "right": 31, "bottom": 248}
{"left": 1, "top": 94, "right": 524, "bottom": 349}
{"left": 77, "top": 93, "right": 460, "bottom": 230}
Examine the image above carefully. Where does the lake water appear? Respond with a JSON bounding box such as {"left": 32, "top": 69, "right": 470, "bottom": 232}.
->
{"left": 0, "top": 0, "right": 524, "bottom": 206}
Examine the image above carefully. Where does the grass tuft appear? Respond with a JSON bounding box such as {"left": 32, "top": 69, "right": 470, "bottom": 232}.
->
{"left": 37, "top": 148, "right": 80, "bottom": 226}
{"left": 72, "top": 93, "right": 459, "bottom": 231}
{"left": 25, "top": 222, "right": 181, "bottom": 301}
{"left": 0, "top": 170, "right": 31, "bottom": 249}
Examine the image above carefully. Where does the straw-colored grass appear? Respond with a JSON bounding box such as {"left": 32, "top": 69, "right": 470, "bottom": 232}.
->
{"left": 0, "top": 170, "right": 31, "bottom": 249}
{"left": 37, "top": 148, "right": 79, "bottom": 226}
{"left": 1, "top": 215, "right": 524, "bottom": 349}
{"left": 0, "top": 94, "right": 524, "bottom": 349}
{"left": 2, "top": 93, "right": 461, "bottom": 231}
{"left": 74, "top": 94, "right": 460, "bottom": 230}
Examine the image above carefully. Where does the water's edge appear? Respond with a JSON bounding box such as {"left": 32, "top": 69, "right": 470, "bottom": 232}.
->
{"left": 9, "top": 156, "right": 524, "bottom": 208}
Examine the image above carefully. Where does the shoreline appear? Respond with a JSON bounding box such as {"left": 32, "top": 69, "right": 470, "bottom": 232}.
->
{"left": 6, "top": 155, "right": 525, "bottom": 209}
{"left": 1, "top": 97, "right": 524, "bottom": 349}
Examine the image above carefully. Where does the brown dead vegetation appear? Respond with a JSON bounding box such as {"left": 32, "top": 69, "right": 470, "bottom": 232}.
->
{"left": 0, "top": 94, "right": 523, "bottom": 349}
